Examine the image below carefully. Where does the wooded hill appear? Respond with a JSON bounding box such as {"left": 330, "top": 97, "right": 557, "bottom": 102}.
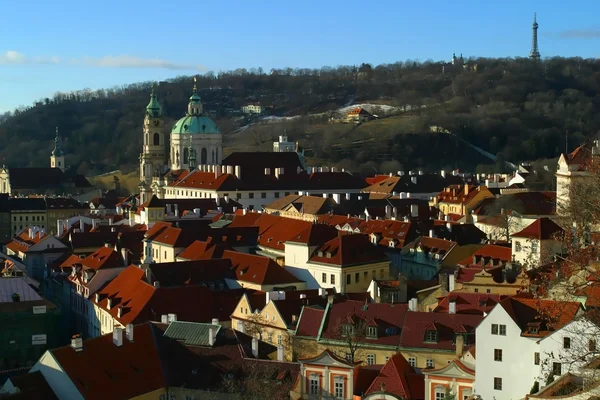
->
{"left": 1, "top": 57, "right": 599, "bottom": 176}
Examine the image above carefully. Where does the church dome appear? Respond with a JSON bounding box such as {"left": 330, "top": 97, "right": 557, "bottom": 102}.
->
{"left": 171, "top": 115, "right": 220, "bottom": 135}
{"left": 145, "top": 84, "right": 162, "bottom": 117}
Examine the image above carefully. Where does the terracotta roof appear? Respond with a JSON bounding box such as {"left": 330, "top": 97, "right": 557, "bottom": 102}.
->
{"left": 321, "top": 300, "right": 409, "bottom": 346}
{"left": 78, "top": 246, "right": 123, "bottom": 270}
{"left": 222, "top": 250, "right": 303, "bottom": 286}
{"left": 227, "top": 211, "right": 262, "bottom": 227}
{"left": 457, "top": 244, "right": 512, "bottom": 267}
{"left": 563, "top": 143, "right": 592, "bottom": 168}
{"left": 264, "top": 194, "right": 331, "bottom": 215}
{"left": 404, "top": 236, "right": 457, "bottom": 258}
{"left": 177, "top": 240, "right": 230, "bottom": 261}
{"left": 364, "top": 353, "right": 423, "bottom": 400}
{"left": 6, "top": 228, "right": 49, "bottom": 254}
{"left": 511, "top": 217, "right": 564, "bottom": 240}
{"left": 363, "top": 174, "right": 464, "bottom": 195}
{"left": 253, "top": 213, "right": 312, "bottom": 251}
{"left": 434, "top": 184, "right": 487, "bottom": 205}
{"left": 50, "top": 323, "right": 165, "bottom": 400}
{"left": 499, "top": 297, "right": 581, "bottom": 338}
{"left": 147, "top": 259, "right": 234, "bottom": 287}
{"left": 288, "top": 224, "right": 339, "bottom": 246}
{"left": 309, "top": 233, "right": 387, "bottom": 267}
{"left": 400, "top": 312, "right": 482, "bottom": 351}
{"left": 272, "top": 297, "right": 328, "bottom": 329}
{"left": 434, "top": 293, "right": 510, "bottom": 315}
{"left": 295, "top": 306, "right": 326, "bottom": 337}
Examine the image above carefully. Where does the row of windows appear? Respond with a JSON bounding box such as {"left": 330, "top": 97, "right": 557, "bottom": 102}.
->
{"left": 13, "top": 215, "right": 45, "bottom": 222}
{"left": 514, "top": 240, "right": 539, "bottom": 253}
{"left": 491, "top": 324, "right": 507, "bottom": 335}
{"left": 344, "top": 270, "right": 386, "bottom": 285}
{"left": 165, "top": 189, "right": 290, "bottom": 199}
{"left": 407, "top": 356, "right": 435, "bottom": 368}
{"left": 308, "top": 375, "right": 345, "bottom": 398}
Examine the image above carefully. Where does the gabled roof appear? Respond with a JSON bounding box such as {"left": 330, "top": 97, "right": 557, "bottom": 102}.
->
{"left": 3, "top": 370, "right": 58, "bottom": 400}
{"left": 363, "top": 173, "right": 464, "bottom": 195}
{"left": 6, "top": 168, "right": 90, "bottom": 190}
{"left": 298, "top": 349, "right": 357, "bottom": 366}
{"left": 79, "top": 246, "right": 123, "bottom": 270}
{"left": 176, "top": 240, "right": 230, "bottom": 261}
{"left": 434, "top": 184, "right": 488, "bottom": 205}
{"left": 288, "top": 223, "right": 338, "bottom": 246}
{"left": 148, "top": 259, "right": 234, "bottom": 287}
{"left": 309, "top": 233, "right": 387, "bottom": 267}
{"left": 264, "top": 194, "right": 331, "bottom": 215}
{"left": 364, "top": 353, "right": 423, "bottom": 400}
{"left": 400, "top": 312, "right": 482, "bottom": 351}
{"left": 48, "top": 323, "right": 165, "bottom": 400}
{"left": 511, "top": 217, "right": 564, "bottom": 240}
{"left": 434, "top": 293, "right": 509, "bottom": 315}
{"left": 404, "top": 236, "right": 457, "bottom": 259}
{"left": 498, "top": 297, "right": 581, "bottom": 338}
{"left": 295, "top": 306, "right": 326, "bottom": 337}
{"left": 222, "top": 250, "right": 303, "bottom": 286}
{"left": 5, "top": 228, "right": 49, "bottom": 254}
{"left": 163, "top": 321, "right": 222, "bottom": 347}
{"left": 457, "top": 244, "right": 512, "bottom": 267}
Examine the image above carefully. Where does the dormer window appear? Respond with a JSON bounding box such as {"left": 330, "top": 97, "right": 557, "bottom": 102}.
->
{"left": 410, "top": 248, "right": 415, "bottom": 254}
{"left": 388, "top": 240, "right": 395, "bottom": 248}
{"left": 325, "top": 252, "right": 332, "bottom": 259}
{"left": 318, "top": 251, "right": 323, "bottom": 257}
{"left": 527, "top": 322, "right": 541, "bottom": 334}
{"left": 341, "top": 324, "right": 355, "bottom": 337}
{"left": 366, "top": 326, "right": 378, "bottom": 339}
{"left": 424, "top": 330, "right": 439, "bottom": 343}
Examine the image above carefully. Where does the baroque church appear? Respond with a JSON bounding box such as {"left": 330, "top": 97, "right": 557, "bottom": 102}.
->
{"left": 138, "top": 79, "right": 223, "bottom": 203}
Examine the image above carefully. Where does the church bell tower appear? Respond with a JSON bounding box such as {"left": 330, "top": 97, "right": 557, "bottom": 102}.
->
{"left": 50, "top": 127, "right": 65, "bottom": 172}
{"left": 139, "top": 83, "right": 168, "bottom": 188}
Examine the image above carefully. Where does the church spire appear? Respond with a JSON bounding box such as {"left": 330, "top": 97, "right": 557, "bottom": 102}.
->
{"left": 52, "top": 127, "right": 64, "bottom": 157}
{"left": 187, "top": 76, "right": 203, "bottom": 116}
{"left": 146, "top": 82, "right": 162, "bottom": 117}
{"left": 529, "top": 12, "right": 541, "bottom": 59}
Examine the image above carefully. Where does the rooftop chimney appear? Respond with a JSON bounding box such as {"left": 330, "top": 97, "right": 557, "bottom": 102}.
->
{"left": 208, "top": 327, "right": 216, "bottom": 346}
{"left": 251, "top": 337, "right": 259, "bottom": 357}
{"left": 277, "top": 344, "right": 284, "bottom": 361}
{"left": 408, "top": 297, "right": 418, "bottom": 311}
{"left": 429, "top": 229, "right": 435, "bottom": 238}
{"left": 126, "top": 324, "right": 134, "bottom": 342}
{"left": 154, "top": 281, "right": 160, "bottom": 288}
{"left": 79, "top": 219, "right": 85, "bottom": 232}
{"left": 449, "top": 300, "right": 456, "bottom": 314}
{"left": 174, "top": 204, "right": 179, "bottom": 218}
{"left": 446, "top": 222, "right": 452, "bottom": 232}
{"left": 264, "top": 167, "right": 271, "bottom": 175}
{"left": 411, "top": 176, "right": 417, "bottom": 184}
{"left": 411, "top": 204, "right": 419, "bottom": 218}
{"left": 455, "top": 333, "right": 465, "bottom": 357}
{"left": 441, "top": 170, "right": 446, "bottom": 178}
{"left": 113, "top": 327, "right": 124, "bottom": 347}
{"left": 71, "top": 335, "right": 83, "bottom": 352}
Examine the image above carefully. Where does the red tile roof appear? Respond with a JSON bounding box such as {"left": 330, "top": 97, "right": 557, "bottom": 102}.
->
{"left": 147, "top": 259, "right": 234, "bottom": 286}
{"left": 457, "top": 244, "right": 512, "bottom": 267}
{"left": 253, "top": 213, "right": 312, "bottom": 251}
{"left": 434, "top": 293, "right": 510, "bottom": 315}
{"left": 321, "top": 300, "right": 409, "bottom": 346}
{"left": 6, "top": 228, "right": 48, "bottom": 254}
{"left": 511, "top": 217, "right": 564, "bottom": 240}
{"left": 405, "top": 236, "right": 457, "bottom": 258}
{"left": 50, "top": 323, "right": 165, "bottom": 400}
{"left": 364, "top": 353, "right": 423, "bottom": 400}
{"left": 295, "top": 306, "right": 326, "bottom": 337}
{"left": 289, "top": 224, "right": 339, "bottom": 246}
{"left": 309, "top": 233, "right": 387, "bottom": 266}
{"left": 435, "top": 185, "right": 485, "bottom": 205}
{"left": 499, "top": 297, "right": 581, "bottom": 338}
{"left": 222, "top": 250, "right": 303, "bottom": 286}
{"left": 79, "top": 246, "right": 123, "bottom": 270}
{"left": 228, "top": 211, "right": 262, "bottom": 227}
{"left": 399, "top": 312, "right": 482, "bottom": 351}
{"left": 177, "top": 240, "right": 230, "bottom": 260}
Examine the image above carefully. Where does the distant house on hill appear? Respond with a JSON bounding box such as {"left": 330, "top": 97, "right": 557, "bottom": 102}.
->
{"left": 345, "top": 107, "right": 374, "bottom": 124}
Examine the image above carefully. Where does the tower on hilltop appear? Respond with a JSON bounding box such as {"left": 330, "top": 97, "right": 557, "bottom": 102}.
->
{"left": 50, "top": 127, "right": 65, "bottom": 172}
{"left": 529, "top": 13, "right": 541, "bottom": 59}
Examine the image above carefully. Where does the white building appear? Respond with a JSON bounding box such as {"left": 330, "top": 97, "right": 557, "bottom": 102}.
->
{"left": 475, "top": 297, "right": 597, "bottom": 400}
{"left": 556, "top": 142, "right": 598, "bottom": 216}
{"left": 273, "top": 135, "right": 296, "bottom": 153}
{"left": 510, "top": 217, "right": 564, "bottom": 269}
{"left": 241, "top": 103, "right": 264, "bottom": 114}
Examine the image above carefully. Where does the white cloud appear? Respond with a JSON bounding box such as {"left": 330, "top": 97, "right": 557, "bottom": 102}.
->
{"left": 75, "top": 55, "right": 205, "bottom": 71}
{"left": 0, "top": 50, "right": 60, "bottom": 65}
{"left": 0, "top": 50, "right": 202, "bottom": 70}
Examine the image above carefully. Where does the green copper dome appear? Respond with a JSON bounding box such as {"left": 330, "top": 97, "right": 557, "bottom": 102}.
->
{"left": 171, "top": 115, "right": 220, "bottom": 135}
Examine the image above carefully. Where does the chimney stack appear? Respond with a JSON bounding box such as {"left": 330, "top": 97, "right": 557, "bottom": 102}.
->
{"left": 455, "top": 334, "right": 465, "bottom": 357}
{"left": 113, "top": 327, "right": 124, "bottom": 347}
{"left": 277, "top": 345, "right": 284, "bottom": 361}
{"left": 126, "top": 324, "right": 134, "bottom": 342}
{"left": 71, "top": 335, "right": 83, "bottom": 352}
{"left": 79, "top": 219, "right": 85, "bottom": 232}
{"left": 251, "top": 337, "right": 259, "bottom": 357}
{"left": 411, "top": 204, "right": 419, "bottom": 218}
{"left": 234, "top": 165, "right": 241, "bottom": 180}
{"left": 449, "top": 300, "right": 456, "bottom": 314}
{"left": 208, "top": 327, "right": 216, "bottom": 346}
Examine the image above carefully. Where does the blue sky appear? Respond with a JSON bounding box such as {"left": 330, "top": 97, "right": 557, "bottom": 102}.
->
{"left": 1, "top": 0, "right": 599, "bottom": 112}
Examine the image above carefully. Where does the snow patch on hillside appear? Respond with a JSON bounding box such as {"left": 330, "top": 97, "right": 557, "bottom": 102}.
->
{"left": 337, "top": 103, "right": 401, "bottom": 116}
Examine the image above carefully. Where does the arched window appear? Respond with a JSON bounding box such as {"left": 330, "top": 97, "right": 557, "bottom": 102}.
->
{"left": 153, "top": 133, "right": 160, "bottom": 146}
{"left": 201, "top": 148, "right": 207, "bottom": 164}
{"left": 183, "top": 147, "right": 189, "bottom": 165}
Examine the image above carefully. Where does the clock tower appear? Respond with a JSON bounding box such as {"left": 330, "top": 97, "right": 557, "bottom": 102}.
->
{"left": 139, "top": 84, "right": 168, "bottom": 197}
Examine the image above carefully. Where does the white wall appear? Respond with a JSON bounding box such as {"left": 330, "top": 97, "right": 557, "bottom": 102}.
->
{"left": 30, "top": 351, "right": 84, "bottom": 400}
{"left": 475, "top": 305, "right": 539, "bottom": 400}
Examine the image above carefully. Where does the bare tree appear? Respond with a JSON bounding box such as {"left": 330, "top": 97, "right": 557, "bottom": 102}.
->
{"left": 243, "top": 313, "right": 266, "bottom": 340}
{"left": 333, "top": 316, "right": 368, "bottom": 363}
{"left": 483, "top": 195, "right": 524, "bottom": 241}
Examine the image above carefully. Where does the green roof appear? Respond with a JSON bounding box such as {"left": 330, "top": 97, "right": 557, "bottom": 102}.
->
{"left": 171, "top": 115, "right": 220, "bottom": 135}
{"left": 146, "top": 90, "right": 162, "bottom": 117}
{"left": 163, "top": 321, "right": 221, "bottom": 346}
{"left": 189, "top": 92, "right": 202, "bottom": 103}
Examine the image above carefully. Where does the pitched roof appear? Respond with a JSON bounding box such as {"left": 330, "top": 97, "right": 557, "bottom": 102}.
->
{"left": 498, "top": 297, "right": 581, "bottom": 338}
{"left": 511, "top": 217, "right": 564, "bottom": 240}
{"left": 0, "top": 277, "right": 42, "bottom": 302}
{"left": 176, "top": 240, "right": 230, "bottom": 261}
{"left": 222, "top": 152, "right": 303, "bottom": 177}
{"left": 264, "top": 194, "right": 331, "bottom": 215}
{"left": 434, "top": 184, "right": 487, "bottom": 205}
{"left": 147, "top": 259, "right": 234, "bottom": 286}
{"left": 5, "top": 228, "right": 48, "bottom": 254}
{"left": 321, "top": 300, "right": 408, "bottom": 346}
{"left": 404, "top": 236, "right": 457, "bottom": 259}
{"left": 222, "top": 250, "right": 303, "bottom": 286}
{"left": 364, "top": 353, "right": 423, "bottom": 400}
{"left": 79, "top": 246, "right": 123, "bottom": 270}
{"left": 309, "top": 233, "right": 387, "bottom": 267}
{"left": 295, "top": 306, "right": 326, "bottom": 337}
{"left": 434, "top": 293, "right": 510, "bottom": 315}
{"left": 400, "top": 312, "right": 482, "bottom": 351}
{"left": 288, "top": 223, "right": 339, "bottom": 246}
{"left": 4, "top": 371, "right": 58, "bottom": 400}
{"left": 49, "top": 323, "right": 165, "bottom": 400}
{"left": 363, "top": 173, "right": 464, "bottom": 195}
{"left": 457, "top": 244, "right": 512, "bottom": 267}
{"left": 6, "top": 168, "right": 90, "bottom": 190}
{"left": 163, "top": 321, "right": 222, "bottom": 346}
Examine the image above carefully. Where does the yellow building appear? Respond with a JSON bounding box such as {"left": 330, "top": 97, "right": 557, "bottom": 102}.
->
{"left": 293, "top": 299, "right": 482, "bottom": 370}
{"left": 263, "top": 194, "right": 334, "bottom": 222}
{"left": 8, "top": 198, "right": 48, "bottom": 237}
{"left": 46, "top": 197, "right": 88, "bottom": 235}
{"left": 231, "top": 290, "right": 329, "bottom": 360}
{"left": 430, "top": 184, "right": 494, "bottom": 219}
{"left": 286, "top": 233, "right": 391, "bottom": 293}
